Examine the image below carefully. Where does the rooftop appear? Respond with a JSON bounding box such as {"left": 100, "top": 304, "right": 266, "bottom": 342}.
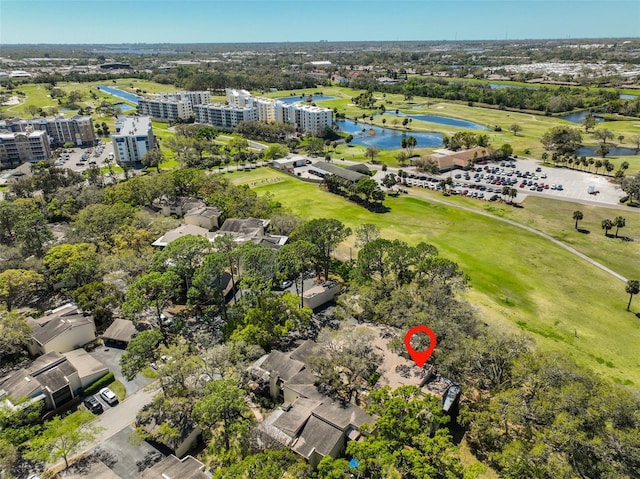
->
{"left": 140, "top": 455, "right": 210, "bottom": 479}
{"left": 151, "top": 224, "right": 211, "bottom": 247}
{"left": 292, "top": 415, "right": 344, "bottom": 459}
{"left": 311, "top": 161, "right": 367, "bottom": 183}
{"left": 102, "top": 318, "right": 138, "bottom": 344}
{"left": 29, "top": 312, "right": 94, "bottom": 346}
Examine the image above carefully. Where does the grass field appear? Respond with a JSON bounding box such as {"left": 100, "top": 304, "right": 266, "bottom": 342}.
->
{"left": 229, "top": 168, "right": 640, "bottom": 386}
{"left": 262, "top": 86, "right": 640, "bottom": 173}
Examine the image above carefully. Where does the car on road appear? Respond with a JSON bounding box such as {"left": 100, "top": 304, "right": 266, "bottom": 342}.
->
{"left": 99, "top": 387, "right": 118, "bottom": 406}
{"left": 278, "top": 280, "right": 294, "bottom": 290}
{"left": 83, "top": 395, "right": 104, "bottom": 414}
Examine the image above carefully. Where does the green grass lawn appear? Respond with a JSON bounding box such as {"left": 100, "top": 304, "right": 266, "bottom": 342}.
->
{"left": 110, "top": 380, "right": 127, "bottom": 401}
{"left": 229, "top": 168, "right": 640, "bottom": 386}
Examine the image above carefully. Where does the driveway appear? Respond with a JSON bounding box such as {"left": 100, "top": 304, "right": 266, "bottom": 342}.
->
{"left": 89, "top": 346, "right": 153, "bottom": 396}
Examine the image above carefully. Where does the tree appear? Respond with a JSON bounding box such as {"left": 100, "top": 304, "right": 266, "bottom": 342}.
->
{"left": 306, "top": 137, "right": 325, "bottom": 156}
{"left": 624, "top": 280, "right": 640, "bottom": 311}
{"left": 541, "top": 126, "right": 582, "bottom": 155}
{"left": 122, "top": 271, "right": 181, "bottom": 340}
{"left": 71, "top": 202, "right": 135, "bottom": 247}
{"left": 0, "top": 269, "right": 44, "bottom": 311}
{"left": 405, "top": 135, "right": 417, "bottom": 155}
{"left": 192, "top": 378, "right": 252, "bottom": 452}
{"left": 277, "top": 240, "right": 318, "bottom": 307}
{"left": 14, "top": 209, "right": 53, "bottom": 257}
{"left": 141, "top": 148, "right": 164, "bottom": 172}
{"left": 0, "top": 308, "right": 30, "bottom": 363}
{"left": 262, "top": 144, "right": 289, "bottom": 161}
{"left": 581, "top": 113, "right": 596, "bottom": 132}
{"left": 44, "top": 243, "right": 100, "bottom": 289}
{"left": 593, "top": 128, "right": 615, "bottom": 144}
{"left": 355, "top": 223, "right": 381, "bottom": 247}
{"left": 509, "top": 123, "right": 522, "bottom": 136}
{"left": 151, "top": 234, "right": 211, "bottom": 293}
{"left": 602, "top": 218, "right": 613, "bottom": 236}
{"left": 381, "top": 173, "right": 397, "bottom": 189}
{"left": 292, "top": 218, "right": 351, "bottom": 280}
{"left": 365, "top": 146, "right": 380, "bottom": 163}
{"left": 573, "top": 210, "right": 584, "bottom": 230}
{"left": 120, "top": 329, "right": 164, "bottom": 381}
{"left": 309, "top": 326, "right": 382, "bottom": 402}
{"left": 25, "top": 409, "right": 102, "bottom": 469}
{"left": 613, "top": 216, "right": 626, "bottom": 238}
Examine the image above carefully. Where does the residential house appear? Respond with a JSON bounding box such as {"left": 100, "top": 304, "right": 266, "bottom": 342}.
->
{"left": 302, "top": 280, "right": 341, "bottom": 310}
{"left": 139, "top": 414, "right": 201, "bottom": 459}
{"left": 0, "top": 351, "right": 107, "bottom": 410}
{"left": 184, "top": 206, "right": 222, "bottom": 230}
{"left": 102, "top": 318, "right": 138, "bottom": 348}
{"left": 140, "top": 455, "right": 210, "bottom": 479}
{"left": 251, "top": 340, "right": 375, "bottom": 468}
{"left": 151, "top": 224, "right": 211, "bottom": 248}
{"left": 27, "top": 303, "right": 96, "bottom": 356}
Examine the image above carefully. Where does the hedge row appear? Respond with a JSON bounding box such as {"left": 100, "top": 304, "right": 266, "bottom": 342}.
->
{"left": 83, "top": 372, "right": 115, "bottom": 395}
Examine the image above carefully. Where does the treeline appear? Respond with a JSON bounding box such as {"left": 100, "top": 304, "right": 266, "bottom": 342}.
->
{"left": 350, "top": 76, "right": 622, "bottom": 113}
{"left": 323, "top": 174, "right": 386, "bottom": 211}
{"left": 165, "top": 68, "right": 322, "bottom": 92}
{"left": 329, "top": 234, "right": 640, "bottom": 479}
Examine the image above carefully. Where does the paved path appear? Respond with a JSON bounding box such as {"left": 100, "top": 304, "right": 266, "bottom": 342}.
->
{"left": 46, "top": 386, "right": 158, "bottom": 474}
{"left": 408, "top": 188, "right": 629, "bottom": 283}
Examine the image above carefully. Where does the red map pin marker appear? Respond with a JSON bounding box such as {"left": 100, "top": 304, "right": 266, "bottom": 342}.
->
{"left": 404, "top": 325, "right": 437, "bottom": 368}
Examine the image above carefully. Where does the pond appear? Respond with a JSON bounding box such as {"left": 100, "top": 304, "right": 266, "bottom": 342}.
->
{"left": 336, "top": 119, "right": 443, "bottom": 150}
{"left": 574, "top": 145, "right": 639, "bottom": 157}
{"left": 620, "top": 94, "right": 639, "bottom": 100}
{"left": 379, "top": 111, "right": 489, "bottom": 130}
{"left": 97, "top": 86, "right": 141, "bottom": 104}
{"left": 277, "top": 95, "right": 337, "bottom": 104}
{"left": 560, "top": 110, "right": 605, "bottom": 124}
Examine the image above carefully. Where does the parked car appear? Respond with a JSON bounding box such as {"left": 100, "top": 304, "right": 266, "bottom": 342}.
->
{"left": 99, "top": 387, "right": 118, "bottom": 406}
{"left": 83, "top": 395, "right": 104, "bottom": 414}
{"left": 557, "top": 184, "right": 564, "bottom": 191}
{"left": 278, "top": 280, "right": 293, "bottom": 290}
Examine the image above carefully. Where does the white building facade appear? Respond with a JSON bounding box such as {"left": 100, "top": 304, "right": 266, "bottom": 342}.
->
{"left": 111, "top": 116, "right": 155, "bottom": 165}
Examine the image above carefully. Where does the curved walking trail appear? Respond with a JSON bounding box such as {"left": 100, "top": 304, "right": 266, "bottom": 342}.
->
{"left": 409, "top": 189, "right": 629, "bottom": 283}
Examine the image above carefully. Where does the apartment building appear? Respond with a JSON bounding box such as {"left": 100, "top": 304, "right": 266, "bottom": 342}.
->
{"left": 0, "top": 130, "right": 51, "bottom": 166}
{"left": 137, "top": 91, "right": 211, "bottom": 122}
{"left": 138, "top": 98, "right": 194, "bottom": 122}
{"left": 193, "top": 104, "right": 257, "bottom": 130}
{"left": 211, "top": 89, "right": 333, "bottom": 136}
{"left": 111, "top": 116, "right": 155, "bottom": 165}
{"left": 0, "top": 115, "right": 96, "bottom": 146}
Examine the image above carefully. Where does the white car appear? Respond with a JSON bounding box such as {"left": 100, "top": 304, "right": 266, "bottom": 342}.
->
{"left": 99, "top": 387, "right": 118, "bottom": 406}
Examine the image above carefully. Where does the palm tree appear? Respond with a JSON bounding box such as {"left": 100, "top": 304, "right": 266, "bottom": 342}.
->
{"left": 573, "top": 211, "right": 583, "bottom": 230}
{"left": 602, "top": 219, "right": 613, "bottom": 236}
{"left": 625, "top": 280, "right": 640, "bottom": 311}
{"left": 613, "top": 216, "right": 626, "bottom": 238}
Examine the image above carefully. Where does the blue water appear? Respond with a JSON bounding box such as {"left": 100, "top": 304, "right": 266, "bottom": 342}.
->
{"left": 337, "top": 119, "right": 443, "bottom": 149}
{"left": 97, "top": 86, "right": 141, "bottom": 104}
{"left": 277, "top": 95, "right": 336, "bottom": 104}
{"left": 560, "top": 111, "right": 605, "bottom": 124}
{"left": 620, "top": 94, "right": 639, "bottom": 100}
{"left": 410, "top": 114, "right": 490, "bottom": 130}
{"left": 115, "top": 103, "right": 135, "bottom": 112}
{"left": 348, "top": 457, "right": 359, "bottom": 468}
{"left": 574, "top": 146, "right": 639, "bottom": 157}
{"left": 379, "top": 111, "right": 488, "bottom": 130}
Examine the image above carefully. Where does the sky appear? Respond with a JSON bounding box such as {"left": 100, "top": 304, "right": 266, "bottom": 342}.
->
{"left": 1, "top": 0, "right": 638, "bottom": 44}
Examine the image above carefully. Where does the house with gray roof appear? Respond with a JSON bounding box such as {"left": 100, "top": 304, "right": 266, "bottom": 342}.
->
{"left": 251, "top": 340, "right": 375, "bottom": 468}
{"left": 140, "top": 454, "right": 211, "bottom": 479}
{"left": 26, "top": 303, "right": 96, "bottom": 356}
{"left": 0, "top": 350, "right": 107, "bottom": 410}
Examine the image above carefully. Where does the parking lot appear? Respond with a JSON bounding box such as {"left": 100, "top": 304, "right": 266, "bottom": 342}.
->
{"left": 373, "top": 156, "right": 625, "bottom": 206}
{"left": 54, "top": 141, "right": 115, "bottom": 173}
{"left": 89, "top": 345, "right": 154, "bottom": 397}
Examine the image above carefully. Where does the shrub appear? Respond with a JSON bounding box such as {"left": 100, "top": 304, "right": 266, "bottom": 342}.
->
{"left": 83, "top": 372, "right": 115, "bottom": 395}
{"left": 620, "top": 196, "right": 629, "bottom": 203}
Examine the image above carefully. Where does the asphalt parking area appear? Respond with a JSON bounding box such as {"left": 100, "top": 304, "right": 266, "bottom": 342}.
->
{"left": 89, "top": 345, "right": 153, "bottom": 396}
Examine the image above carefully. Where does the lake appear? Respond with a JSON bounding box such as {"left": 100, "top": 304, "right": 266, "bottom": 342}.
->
{"left": 560, "top": 111, "right": 605, "bottom": 124}
{"left": 574, "top": 145, "right": 639, "bottom": 157}
{"left": 379, "top": 112, "right": 489, "bottom": 130}
{"left": 97, "top": 86, "right": 141, "bottom": 104}
{"left": 277, "top": 95, "right": 337, "bottom": 104}
{"left": 336, "top": 119, "right": 443, "bottom": 149}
